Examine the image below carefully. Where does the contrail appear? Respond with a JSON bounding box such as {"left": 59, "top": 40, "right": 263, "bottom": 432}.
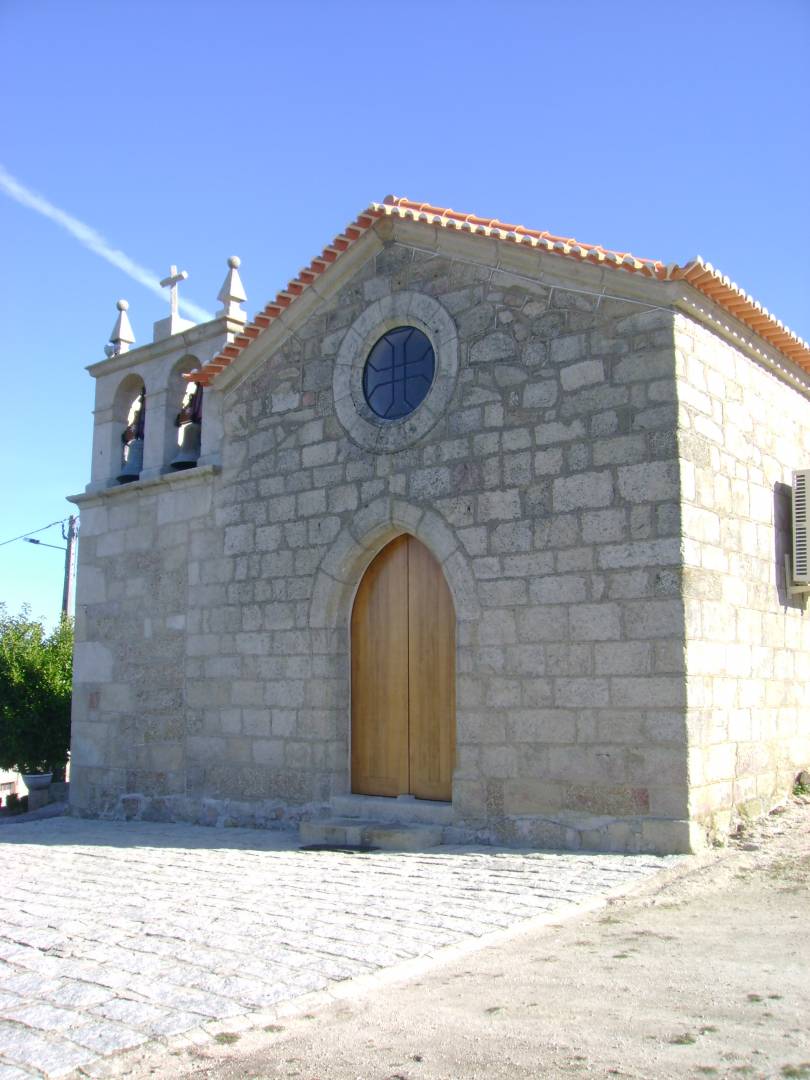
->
{"left": 0, "top": 164, "right": 214, "bottom": 323}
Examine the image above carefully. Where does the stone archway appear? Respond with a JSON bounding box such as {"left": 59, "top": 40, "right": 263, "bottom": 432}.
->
{"left": 308, "top": 496, "right": 481, "bottom": 631}
{"left": 307, "top": 496, "right": 480, "bottom": 801}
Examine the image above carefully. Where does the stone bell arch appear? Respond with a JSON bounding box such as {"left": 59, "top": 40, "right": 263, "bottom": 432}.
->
{"left": 163, "top": 355, "right": 203, "bottom": 471}
{"left": 111, "top": 372, "right": 146, "bottom": 483}
{"left": 84, "top": 260, "right": 247, "bottom": 493}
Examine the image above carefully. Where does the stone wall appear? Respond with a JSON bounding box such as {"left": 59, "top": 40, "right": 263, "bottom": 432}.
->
{"left": 676, "top": 314, "right": 810, "bottom": 840}
{"left": 70, "top": 229, "right": 700, "bottom": 853}
{"left": 70, "top": 473, "right": 213, "bottom": 814}
{"left": 72, "top": 226, "right": 809, "bottom": 854}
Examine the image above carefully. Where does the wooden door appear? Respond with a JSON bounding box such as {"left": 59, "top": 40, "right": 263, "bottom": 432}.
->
{"left": 351, "top": 535, "right": 455, "bottom": 801}
{"left": 407, "top": 538, "right": 455, "bottom": 800}
{"left": 350, "top": 535, "right": 409, "bottom": 797}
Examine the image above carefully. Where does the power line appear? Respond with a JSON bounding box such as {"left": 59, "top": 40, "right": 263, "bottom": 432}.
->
{"left": 0, "top": 519, "right": 68, "bottom": 549}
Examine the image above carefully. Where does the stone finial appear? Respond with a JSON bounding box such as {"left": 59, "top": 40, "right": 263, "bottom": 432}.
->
{"left": 216, "top": 255, "right": 247, "bottom": 323}
{"left": 107, "top": 299, "right": 135, "bottom": 356}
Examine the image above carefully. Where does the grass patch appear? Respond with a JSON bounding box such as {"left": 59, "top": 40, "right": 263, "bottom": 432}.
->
{"left": 766, "top": 855, "right": 810, "bottom": 888}
{"left": 263, "top": 1024, "right": 285, "bottom": 1033}
{"left": 747, "top": 993, "right": 764, "bottom": 1003}
{"left": 485, "top": 1006, "right": 504, "bottom": 1015}
{"left": 669, "top": 1033, "right": 697, "bottom": 1045}
{"left": 214, "top": 1032, "right": 240, "bottom": 1045}
{"left": 782, "top": 1066, "right": 810, "bottom": 1079}
{"left": 699, "top": 1026, "right": 719, "bottom": 1034}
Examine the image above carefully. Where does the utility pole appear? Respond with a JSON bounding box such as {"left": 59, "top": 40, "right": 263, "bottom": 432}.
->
{"left": 62, "top": 515, "right": 79, "bottom": 617}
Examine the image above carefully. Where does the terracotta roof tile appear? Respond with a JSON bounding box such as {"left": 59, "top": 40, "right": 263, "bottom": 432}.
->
{"left": 185, "top": 196, "right": 810, "bottom": 386}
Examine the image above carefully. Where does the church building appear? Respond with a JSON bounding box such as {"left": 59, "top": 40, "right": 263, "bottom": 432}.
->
{"left": 68, "top": 195, "right": 810, "bottom": 854}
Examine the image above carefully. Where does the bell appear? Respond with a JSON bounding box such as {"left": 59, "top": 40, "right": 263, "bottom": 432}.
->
{"left": 117, "top": 437, "right": 144, "bottom": 483}
{"left": 170, "top": 421, "right": 201, "bottom": 470}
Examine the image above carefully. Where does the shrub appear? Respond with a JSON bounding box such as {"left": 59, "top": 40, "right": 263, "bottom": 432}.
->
{"left": 0, "top": 605, "right": 73, "bottom": 775}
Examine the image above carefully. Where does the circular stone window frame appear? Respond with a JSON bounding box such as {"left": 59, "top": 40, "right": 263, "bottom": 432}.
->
{"left": 333, "top": 290, "right": 459, "bottom": 453}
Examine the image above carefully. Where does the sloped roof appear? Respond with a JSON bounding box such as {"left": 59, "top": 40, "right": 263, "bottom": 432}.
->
{"left": 187, "top": 195, "right": 810, "bottom": 386}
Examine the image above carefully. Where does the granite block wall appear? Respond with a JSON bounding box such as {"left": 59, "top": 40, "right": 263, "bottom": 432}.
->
{"left": 676, "top": 314, "right": 810, "bottom": 839}
{"left": 69, "top": 226, "right": 810, "bottom": 854}
{"left": 71, "top": 235, "right": 698, "bottom": 853}
{"left": 70, "top": 474, "right": 214, "bottom": 814}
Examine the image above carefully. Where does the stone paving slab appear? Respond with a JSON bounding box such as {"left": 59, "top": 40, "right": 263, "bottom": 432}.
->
{"left": 0, "top": 817, "right": 679, "bottom": 1078}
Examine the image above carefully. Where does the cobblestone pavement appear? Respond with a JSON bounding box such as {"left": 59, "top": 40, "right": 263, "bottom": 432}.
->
{"left": 0, "top": 817, "right": 678, "bottom": 1079}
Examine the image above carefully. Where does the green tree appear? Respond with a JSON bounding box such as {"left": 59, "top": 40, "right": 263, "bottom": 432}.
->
{"left": 0, "top": 605, "right": 73, "bottom": 775}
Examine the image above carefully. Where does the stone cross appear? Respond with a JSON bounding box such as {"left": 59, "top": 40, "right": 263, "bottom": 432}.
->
{"left": 160, "top": 265, "right": 188, "bottom": 316}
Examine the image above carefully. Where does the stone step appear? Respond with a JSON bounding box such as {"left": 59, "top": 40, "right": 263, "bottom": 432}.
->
{"left": 330, "top": 794, "right": 454, "bottom": 826}
{"left": 299, "top": 817, "right": 444, "bottom": 852}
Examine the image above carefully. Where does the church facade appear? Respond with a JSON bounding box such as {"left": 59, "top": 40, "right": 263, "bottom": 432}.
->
{"left": 69, "top": 196, "right": 810, "bottom": 854}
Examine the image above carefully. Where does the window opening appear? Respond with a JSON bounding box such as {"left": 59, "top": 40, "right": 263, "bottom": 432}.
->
{"left": 362, "top": 326, "right": 435, "bottom": 420}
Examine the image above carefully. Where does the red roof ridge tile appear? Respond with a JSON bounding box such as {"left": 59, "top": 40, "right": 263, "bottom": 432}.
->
{"left": 183, "top": 197, "right": 810, "bottom": 386}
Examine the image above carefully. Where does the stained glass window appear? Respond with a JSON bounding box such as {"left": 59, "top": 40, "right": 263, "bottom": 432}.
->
{"left": 362, "top": 326, "right": 436, "bottom": 420}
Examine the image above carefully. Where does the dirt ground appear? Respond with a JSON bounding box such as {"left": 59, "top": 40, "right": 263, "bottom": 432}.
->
{"left": 140, "top": 799, "right": 809, "bottom": 1080}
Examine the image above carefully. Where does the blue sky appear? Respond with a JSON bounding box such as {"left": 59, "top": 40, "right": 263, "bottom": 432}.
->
{"left": 1, "top": 0, "right": 808, "bottom": 626}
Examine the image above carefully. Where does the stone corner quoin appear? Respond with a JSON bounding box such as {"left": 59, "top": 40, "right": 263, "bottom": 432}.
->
{"left": 69, "top": 217, "right": 810, "bottom": 856}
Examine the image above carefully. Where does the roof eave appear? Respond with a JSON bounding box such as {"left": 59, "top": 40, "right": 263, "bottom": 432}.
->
{"left": 187, "top": 196, "right": 810, "bottom": 387}
{"left": 204, "top": 224, "right": 386, "bottom": 395}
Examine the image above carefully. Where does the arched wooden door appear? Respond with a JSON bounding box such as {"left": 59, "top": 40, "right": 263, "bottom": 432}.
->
{"left": 351, "top": 535, "right": 455, "bottom": 801}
